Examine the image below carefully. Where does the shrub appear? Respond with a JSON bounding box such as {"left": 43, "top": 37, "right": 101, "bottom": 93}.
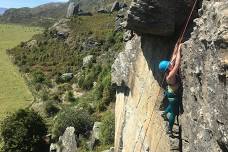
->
{"left": 66, "top": 91, "right": 76, "bottom": 102}
{"left": 96, "top": 100, "right": 107, "bottom": 112}
{"left": 32, "top": 71, "right": 46, "bottom": 84}
{"left": 100, "top": 112, "right": 115, "bottom": 145}
{"left": 0, "top": 109, "right": 48, "bottom": 152}
{"left": 45, "top": 102, "right": 60, "bottom": 117}
{"left": 41, "top": 90, "right": 49, "bottom": 101}
{"left": 52, "top": 108, "right": 93, "bottom": 139}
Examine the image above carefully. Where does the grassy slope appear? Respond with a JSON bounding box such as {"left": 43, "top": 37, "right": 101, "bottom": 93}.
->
{"left": 0, "top": 24, "right": 42, "bottom": 120}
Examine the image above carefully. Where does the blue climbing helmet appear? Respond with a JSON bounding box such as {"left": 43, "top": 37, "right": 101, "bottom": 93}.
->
{"left": 159, "top": 60, "right": 170, "bottom": 72}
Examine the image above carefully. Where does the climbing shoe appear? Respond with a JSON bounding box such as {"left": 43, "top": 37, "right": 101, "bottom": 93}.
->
{"left": 161, "top": 112, "right": 168, "bottom": 121}
{"left": 166, "top": 129, "right": 174, "bottom": 138}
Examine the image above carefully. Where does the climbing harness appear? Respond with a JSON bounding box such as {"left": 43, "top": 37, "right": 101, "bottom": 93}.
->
{"left": 136, "top": 0, "right": 199, "bottom": 151}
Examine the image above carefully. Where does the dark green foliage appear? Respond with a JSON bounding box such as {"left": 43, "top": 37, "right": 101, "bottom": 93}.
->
{"left": 100, "top": 112, "right": 115, "bottom": 145}
{"left": 66, "top": 91, "right": 76, "bottom": 102}
{"left": 32, "top": 71, "right": 46, "bottom": 84}
{"left": 0, "top": 109, "right": 48, "bottom": 152}
{"left": 45, "top": 101, "right": 60, "bottom": 117}
{"left": 78, "top": 64, "right": 102, "bottom": 90}
{"left": 41, "top": 90, "right": 49, "bottom": 101}
{"left": 52, "top": 108, "right": 93, "bottom": 139}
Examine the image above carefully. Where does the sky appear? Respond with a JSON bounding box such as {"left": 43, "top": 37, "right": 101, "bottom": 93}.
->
{"left": 0, "top": 0, "right": 69, "bottom": 8}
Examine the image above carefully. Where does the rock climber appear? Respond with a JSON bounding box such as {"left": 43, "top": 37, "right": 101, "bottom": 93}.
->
{"left": 159, "top": 43, "right": 182, "bottom": 137}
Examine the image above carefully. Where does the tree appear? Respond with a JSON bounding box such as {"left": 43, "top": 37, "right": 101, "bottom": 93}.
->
{"left": 1, "top": 109, "right": 48, "bottom": 152}
{"left": 52, "top": 108, "right": 93, "bottom": 139}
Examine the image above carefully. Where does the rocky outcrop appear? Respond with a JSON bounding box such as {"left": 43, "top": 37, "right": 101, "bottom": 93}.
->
{"left": 50, "top": 127, "right": 77, "bottom": 152}
{"left": 180, "top": 1, "right": 228, "bottom": 151}
{"left": 88, "top": 122, "right": 102, "bottom": 150}
{"left": 49, "top": 19, "right": 70, "bottom": 39}
{"left": 112, "top": 0, "right": 227, "bottom": 152}
{"left": 124, "top": 0, "right": 197, "bottom": 36}
{"left": 66, "top": 2, "right": 80, "bottom": 18}
{"left": 111, "top": 1, "right": 120, "bottom": 12}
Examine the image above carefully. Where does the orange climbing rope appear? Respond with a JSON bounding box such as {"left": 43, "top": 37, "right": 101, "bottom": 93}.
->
{"left": 136, "top": 0, "right": 199, "bottom": 151}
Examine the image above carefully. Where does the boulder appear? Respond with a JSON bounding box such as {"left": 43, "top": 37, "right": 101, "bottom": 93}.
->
{"left": 58, "top": 127, "right": 77, "bottom": 152}
{"left": 83, "top": 55, "right": 94, "bottom": 66}
{"left": 50, "top": 19, "right": 70, "bottom": 39}
{"left": 66, "top": 2, "right": 80, "bottom": 18}
{"left": 119, "top": 3, "right": 127, "bottom": 9}
{"left": 82, "top": 37, "right": 100, "bottom": 51}
{"left": 26, "top": 40, "right": 37, "bottom": 48}
{"left": 123, "top": 30, "right": 134, "bottom": 42}
{"left": 97, "top": 8, "right": 109, "bottom": 14}
{"left": 78, "top": 12, "right": 92, "bottom": 16}
{"left": 50, "top": 143, "right": 60, "bottom": 152}
{"left": 88, "top": 122, "right": 102, "bottom": 150}
{"left": 61, "top": 73, "right": 74, "bottom": 81}
{"left": 92, "top": 122, "right": 102, "bottom": 140}
{"left": 115, "top": 7, "right": 127, "bottom": 31}
{"left": 111, "top": 1, "right": 120, "bottom": 12}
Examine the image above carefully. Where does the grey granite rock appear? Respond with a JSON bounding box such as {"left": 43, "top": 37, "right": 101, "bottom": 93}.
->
{"left": 124, "top": 0, "right": 197, "bottom": 36}
{"left": 83, "top": 55, "right": 94, "bottom": 66}
{"left": 180, "top": 1, "right": 228, "bottom": 151}
{"left": 66, "top": 2, "right": 79, "bottom": 18}
{"left": 111, "top": 1, "right": 120, "bottom": 12}
{"left": 58, "top": 127, "right": 77, "bottom": 152}
{"left": 112, "top": 0, "right": 228, "bottom": 151}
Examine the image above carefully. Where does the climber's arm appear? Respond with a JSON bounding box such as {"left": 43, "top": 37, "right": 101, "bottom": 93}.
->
{"left": 170, "top": 43, "right": 180, "bottom": 63}
{"left": 167, "top": 44, "right": 182, "bottom": 80}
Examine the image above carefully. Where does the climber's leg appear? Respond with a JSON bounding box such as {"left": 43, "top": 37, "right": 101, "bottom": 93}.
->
{"left": 165, "top": 104, "right": 172, "bottom": 113}
{"left": 161, "top": 104, "right": 171, "bottom": 120}
{"left": 167, "top": 112, "right": 176, "bottom": 137}
{"left": 168, "top": 112, "right": 175, "bottom": 131}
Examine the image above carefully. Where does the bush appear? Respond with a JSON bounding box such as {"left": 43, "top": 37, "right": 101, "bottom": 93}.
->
{"left": 52, "top": 108, "right": 93, "bottom": 139}
{"left": 0, "top": 109, "right": 48, "bottom": 152}
{"left": 32, "top": 71, "right": 46, "bottom": 84}
{"left": 100, "top": 112, "right": 115, "bottom": 145}
{"left": 65, "top": 91, "right": 76, "bottom": 102}
{"left": 45, "top": 102, "right": 60, "bottom": 117}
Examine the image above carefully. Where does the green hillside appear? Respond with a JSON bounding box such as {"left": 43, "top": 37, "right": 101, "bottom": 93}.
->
{"left": 7, "top": 12, "right": 123, "bottom": 151}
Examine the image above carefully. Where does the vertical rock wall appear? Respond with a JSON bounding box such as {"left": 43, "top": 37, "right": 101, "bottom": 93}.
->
{"left": 180, "top": 1, "right": 228, "bottom": 151}
{"left": 112, "top": 35, "right": 177, "bottom": 152}
{"left": 112, "top": 0, "right": 227, "bottom": 151}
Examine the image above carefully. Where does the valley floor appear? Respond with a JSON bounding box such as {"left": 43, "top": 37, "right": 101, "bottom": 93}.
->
{"left": 0, "top": 24, "right": 42, "bottom": 120}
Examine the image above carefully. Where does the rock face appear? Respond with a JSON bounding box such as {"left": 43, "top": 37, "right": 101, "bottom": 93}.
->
{"left": 180, "top": 1, "right": 228, "bottom": 151}
{"left": 112, "top": 0, "right": 228, "bottom": 152}
{"left": 59, "top": 127, "right": 77, "bottom": 152}
{"left": 111, "top": 1, "right": 120, "bottom": 12}
{"left": 66, "top": 2, "right": 80, "bottom": 18}
{"left": 124, "top": 0, "right": 196, "bottom": 36}
{"left": 50, "top": 19, "right": 70, "bottom": 39}
{"left": 50, "top": 127, "right": 77, "bottom": 152}
{"left": 112, "top": 34, "right": 178, "bottom": 152}
{"left": 88, "top": 122, "right": 102, "bottom": 150}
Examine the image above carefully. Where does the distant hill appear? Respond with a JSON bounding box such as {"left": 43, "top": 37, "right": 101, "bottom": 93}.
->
{"left": 0, "top": 8, "right": 7, "bottom": 15}
{"left": 0, "top": 0, "right": 130, "bottom": 27}
{"left": 70, "top": 0, "right": 131, "bottom": 12}
{"left": 0, "top": 3, "right": 68, "bottom": 27}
